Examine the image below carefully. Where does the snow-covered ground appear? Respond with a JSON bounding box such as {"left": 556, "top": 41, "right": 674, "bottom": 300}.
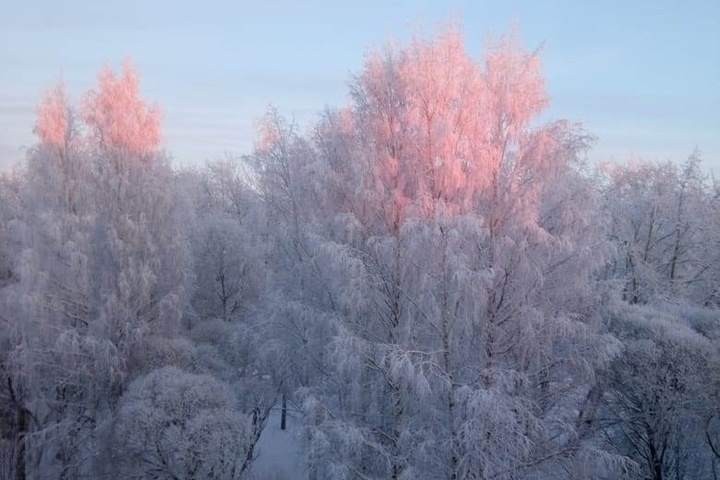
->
{"left": 249, "top": 408, "right": 306, "bottom": 480}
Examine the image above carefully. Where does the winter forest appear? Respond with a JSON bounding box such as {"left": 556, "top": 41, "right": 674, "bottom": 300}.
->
{"left": 1, "top": 26, "right": 719, "bottom": 480}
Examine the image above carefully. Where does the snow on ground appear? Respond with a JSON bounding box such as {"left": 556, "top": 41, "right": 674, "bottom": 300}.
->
{"left": 249, "top": 408, "right": 306, "bottom": 480}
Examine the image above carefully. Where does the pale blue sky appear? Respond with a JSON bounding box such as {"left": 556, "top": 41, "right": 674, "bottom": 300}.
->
{"left": 1, "top": 0, "right": 718, "bottom": 171}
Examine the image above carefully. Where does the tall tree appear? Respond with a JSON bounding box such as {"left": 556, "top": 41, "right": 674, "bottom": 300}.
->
{"left": 0, "top": 59, "right": 189, "bottom": 479}
{"left": 278, "top": 25, "right": 621, "bottom": 480}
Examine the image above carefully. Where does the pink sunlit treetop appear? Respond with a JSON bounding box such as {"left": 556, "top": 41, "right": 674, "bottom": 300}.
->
{"left": 34, "top": 82, "right": 72, "bottom": 150}
{"left": 351, "top": 26, "right": 556, "bottom": 226}
{"left": 34, "top": 59, "right": 162, "bottom": 161}
{"left": 81, "top": 59, "right": 162, "bottom": 157}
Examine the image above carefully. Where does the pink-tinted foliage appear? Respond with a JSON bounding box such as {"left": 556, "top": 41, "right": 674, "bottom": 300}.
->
{"left": 351, "top": 25, "right": 555, "bottom": 226}
{"left": 479, "top": 32, "right": 549, "bottom": 199}
{"left": 483, "top": 32, "right": 548, "bottom": 139}
{"left": 254, "top": 106, "right": 284, "bottom": 152}
{"left": 81, "top": 59, "right": 161, "bottom": 158}
{"left": 354, "top": 47, "right": 411, "bottom": 228}
{"left": 34, "top": 82, "right": 72, "bottom": 149}
{"left": 400, "top": 26, "right": 481, "bottom": 212}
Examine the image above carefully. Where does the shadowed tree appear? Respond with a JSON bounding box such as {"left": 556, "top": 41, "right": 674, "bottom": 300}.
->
{"left": 107, "top": 367, "right": 251, "bottom": 480}
{"left": 0, "top": 59, "right": 189, "bottom": 480}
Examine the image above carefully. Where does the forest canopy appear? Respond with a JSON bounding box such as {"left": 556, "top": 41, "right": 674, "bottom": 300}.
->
{"left": 1, "top": 24, "right": 719, "bottom": 480}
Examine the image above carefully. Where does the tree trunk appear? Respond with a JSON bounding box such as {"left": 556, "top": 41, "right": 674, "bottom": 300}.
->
{"left": 14, "top": 407, "right": 25, "bottom": 480}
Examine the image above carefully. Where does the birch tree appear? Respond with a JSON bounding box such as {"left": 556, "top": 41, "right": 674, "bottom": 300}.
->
{"left": 1, "top": 60, "right": 190, "bottom": 479}
{"left": 283, "top": 25, "right": 621, "bottom": 480}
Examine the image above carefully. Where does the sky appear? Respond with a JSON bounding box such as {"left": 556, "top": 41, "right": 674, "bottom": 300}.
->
{"left": 1, "top": 0, "right": 718, "bottom": 171}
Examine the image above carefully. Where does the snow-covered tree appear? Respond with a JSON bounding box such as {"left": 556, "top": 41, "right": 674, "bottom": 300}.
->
{"left": 2, "top": 19, "right": 719, "bottom": 480}
{"left": 593, "top": 302, "right": 719, "bottom": 480}
{"left": 602, "top": 153, "right": 719, "bottom": 305}
{"left": 105, "top": 367, "right": 251, "bottom": 480}
{"left": 251, "top": 25, "right": 622, "bottom": 480}
{"left": 0, "top": 59, "right": 191, "bottom": 479}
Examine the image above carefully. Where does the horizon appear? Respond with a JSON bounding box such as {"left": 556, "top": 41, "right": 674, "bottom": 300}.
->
{"left": 1, "top": 0, "right": 718, "bottom": 172}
